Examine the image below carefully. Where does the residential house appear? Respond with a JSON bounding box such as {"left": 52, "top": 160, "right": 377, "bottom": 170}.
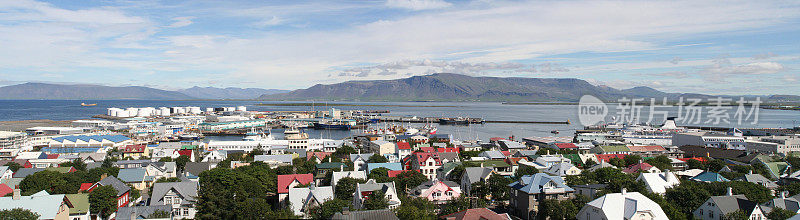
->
{"left": 572, "top": 184, "right": 606, "bottom": 199}
{"left": 512, "top": 150, "right": 538, "bottom": 161}
{"left": 498, "top": 140, "right": 527, "bottom": 152}
{"left": 353, "top": 179, "right": 401, "bottom": 209}
{"left": 637, "top": 171, "right": 680, "bottom": 194}
{"left": 278, "top": 174, "right": 315, "bottom": 205}
{"left": 594, "top": 154, "right": 626, "bottom": 163}
{"left": 761, "top": 192, "right": 800, "bottom": 215}
{"left": 690, "top": 171, "right": 731, "bottom": 183}
{"left": 622, "top": 162, "right": 661, "bottom": 174}
{"left": 78, "top": 153, "right": 107, "bottom": 163}
{"left": 441, "top": 208, "right": 512, "bottom": 220}
{"left": 145, "top": 162, "right": 177, "bottom": 179}
{"left": 590, "top": 145, "right": 631, "bottom": 155}
{"left": 331, "top": 171, "right": 367, "bottom": 188}
{"left": 118, "top": 168, "right": 151, "bottom": 191}
{"left": 578, "top": 189, "right": 668, "bottom": 220}
{"left": 183, "top": 162, "right": 212, "bottom": 178}
{"left": 349, "top": 153, "right": 373, "bottom": 171}
{"left": 461, "top": 167, "right": 494, "bottom": 195}
{"left": 177, "top": 150, "right": 195, "bottom": 162}
{"left": 366, "top": 162, "right": 403, "bottom": 175}
{"left": 627, "top": 145, "right": 668, "bottom": 157}
{"left": 15, "top": 151, "right": 47, "bottom": 160}
{"left": 0, "top": 189, "right": 71, "bottom": 220}
{"left": 0, "top": 159, "right": 32, "bottom": 169}
{"left": 288, "top": 186, "right": 334, "bottom": 217}
{"left": 735, "top": 170, "right": 778, "bottom": 190}
{"left": 315, "top": 162, "right": 347, "bottom": 180}
{"left": 0, "top": 166, "right": 13, "bottom": 180}
{"left": 436, "top": 162, "right": 463, "bottom": 180}
{"left": 115, "top": 205, "right": 173, "bottom": 220}
{"left": 150, "top": 181, "right": 198, "bottom": 219}
{"left": 152, "top": 148, "right": 179, "bottom": 161}
{"left": 468, "top": 160, "right": 515, "bottom": 176}
{"left": 508, "top": 173, "right": 575, "bottom": 220}
{"left": 587, "top": 161, "right": 617, "bottom": 172}
{"left": 410, "top": 152, "right": 443, "bottom": 179}
{"left": 122, "top": 144, "right": 149, "bottom": 159}
{"left": 65, "top": 193, "right": 90, "bottom": 220}
{"left": 544, "top": 162, "right": 581, "bottom": 176}
{"left": 369, "top": 140, "right": 396, "bottom": 156}
{"left": 693, "top": 188, "right": 766, "bottom": 220}
{"left": 478, "top": 151, "right": 507, "bottom": 160}
{"left": 396, "top": 142, "right": 412, "bottom": 161}
{"left": 410, "top": 180, "right": 461, "bottom": 204}
{"left": 306, "top": 152, "right": 332, "bottom": 164}
{"left": 88, "top": 175, "right": 131, "bottom": 208}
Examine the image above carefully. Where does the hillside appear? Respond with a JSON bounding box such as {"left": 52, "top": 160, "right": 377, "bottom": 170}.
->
{"left": 0, "top": 83, "right": 195, "bottom": 100}
{"left": 178, "top": 86, "right": 287, "bottom": 99}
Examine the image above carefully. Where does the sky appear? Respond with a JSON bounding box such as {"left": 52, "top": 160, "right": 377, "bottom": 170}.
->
{"left": 0, "top": 0, "right": 799, "bottom": 95}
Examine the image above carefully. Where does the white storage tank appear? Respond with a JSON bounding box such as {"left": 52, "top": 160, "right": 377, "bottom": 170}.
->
{"left": 188, "top": 107, "right": 202, "bottom": 114}
{"left": 206, "top": 107, "right": 214, "bottom": 112}
{"left": 117, "top": 110, "right": 131, "bottom": 118}
{"left": 126, "top": 108, "right": 138, "bottom": 117}
{"left": 224, "top": 107, "right": 236, "bottom": 112}
{"left": 172, "top": 107, "right": 186, "bottom": 114}
{"left": 159, "top": 107, "right": 171, "bottom": 116}
{"left": 236, "top": 106, "right": 247, "bottom": 112}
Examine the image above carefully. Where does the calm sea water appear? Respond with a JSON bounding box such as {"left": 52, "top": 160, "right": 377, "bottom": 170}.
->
{"left": 0, "top": 100, "right": 797, "bottom": 141}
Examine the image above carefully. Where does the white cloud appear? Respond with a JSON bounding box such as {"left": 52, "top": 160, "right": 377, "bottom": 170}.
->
{"left": 703, "top": 60, "right": 785, "bottom": 75}
{"left": 386, "top": 0, "right": 452, "bottom": 10}
{"left": 168, "top": 16, "right": 194, "bottom": 28}
{"left": 253, "top": 16, "right": 282, "bottom": 27}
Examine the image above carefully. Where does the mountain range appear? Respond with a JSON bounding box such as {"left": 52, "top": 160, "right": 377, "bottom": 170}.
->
{"left": 0, "top": 83, "right": 284, "bottom": 100}
{"left": 178, "top": 86, "right": 288, "bottom": 99}
{"left": 259, "top": 73, "right": 741, "bottom": 102}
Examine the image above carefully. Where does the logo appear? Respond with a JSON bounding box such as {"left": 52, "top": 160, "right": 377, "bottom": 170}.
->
{"left": 578, "top": 95, "right": 607, "bottom": 126}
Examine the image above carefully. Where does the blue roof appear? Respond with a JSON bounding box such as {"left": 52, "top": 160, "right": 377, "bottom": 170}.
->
{"left": 41, "top": 147, "right": 101, "bottom": 154}
{"left": 366, "top": 162, "right": 403, "bottom": 174}
{"left": 508, "top": 173, "right": 574, "bottom": 194}
{"left": 117, "top": 168, "right": 147, "bottom": 183}
{"left": 51, "top": 135, "right": 130, "bottom": 143}
{"left": 690, "top": 171, "right": 731, "bottom": 182}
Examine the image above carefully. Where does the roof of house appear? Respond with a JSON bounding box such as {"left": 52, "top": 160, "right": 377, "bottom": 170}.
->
{"left": 396, "top": 142, "right": 411, "bottom": 150}
{"left": 438, "top": 152, "right": 459, "bottom": 162}
{"left": 545, "top": 162, "right": 579, "bottom": 176}
{"left": 690, "top": 171, "right": 731, "bottom": 182}
{"left": 708, "top": 195, "right": 758, "bottom": 215}
{"left": 463, "top": 167, "right": 494, "bottom": 184}
{"left": 411, "top": 152, "right": 442, "bottom": 166}
{"left": 349, "top": 153, "right": 373, "bottom": 162}
{"left": 596, "top": 145, "right": 630, "bottom": 152}
{"left": 762, "top": 195, "right": 800, "bottom": 213}
{"left": 637, "top": 171, "right": 680, "bottom": 194}
{"left": 479, "top": 151, "right": 506, "bottom": 159}
{"left": 736, "top": 173, "right": 778, "bottom": 188}
{"left": 115, "top": 205, "right": 172, "bottom": 220}
{"left": 595, "top": 154, "right": 626, "bottom": 162}
{"left": 622, "top": 163, "right": 657, "bottom": 174}
{"left": 331, "top": 209, "right": 399, "bottom": 220}
{"left": 65, "top": 194, "right": 89, "bottom": 215}
{"left": 367, "top": 163, "right": 402, "bottom": 173}
{"left": 278, "top": 174, "right": 314, "bottom": 194}
{"left": 410, "top": 180, "right": 460, "bottom": 196}
{"left": 288, "top": 186, "right": 334, "bottom": 215}
{"left": 12, "top": 168, "right": 44, "bottom": 178}
{"left": 51, "top": 135, "right": 130, "bottom": 143}
{"left": 628, "top": 145, "right": 666, "bottom": 152}
{"left": 149, "top": 181, "right": 198, "bottom": 206}
{"left": 96, "top": 176, "right": 131, "bottom": 197}
{"left": 0, "top": 184, "right": 12, "bottom": 197}
{"left": 585, "top": 192, "right": 668, "bottom": 220}
{"left": 588, "top": 161, "right": 618, "bottom": 171}
{"left": 554, "top": 143, "right": 578, "bottom": 149}
{"left": 387, "top": 170, "right": 419, "bottom": 178}
{"left": 117, "top": 168, "right": 147, "bottom": 183}
{"left": 184, "top": 162, "right": 212, "bottom": 176}
{"left": 508, "top": 173, "right": 574, "bottom": 194}
{"left": 332, "top": 171, "right": 367, "bottom": 186}
{"left": 316, "top": 162, "right": 348, "bottom": 170}
{"left": 0, "top": 191, "right": 66, "bottom": 219}
{"left": 123, "top": 144, "right": 146, "bottom": 153}
{"left": 440, "top": 208, "right": 511, "bottom": 220}
{"left": 356, "top": 180, "right": 398, "bottom": 201}
{"left": 307, "top": 152, "right": 332, "bottom": 161}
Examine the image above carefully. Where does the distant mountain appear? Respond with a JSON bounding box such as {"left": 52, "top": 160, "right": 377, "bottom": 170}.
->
{"left": 178, "top": 86, "right": 288, "bottom": 99}
{"left": 0, "top": 83, "right": 195, "bottom": 100}
{"left": 259, "top": 73, "right": 772, "bottom": 102}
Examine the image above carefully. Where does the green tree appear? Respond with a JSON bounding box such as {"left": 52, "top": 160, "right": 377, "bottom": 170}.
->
{"left": 175, "top": 155, "right": 190, "bottom": 172}
{"left": 447, "top": 165, "right": 466, "bottom": 182}
{"left": 59, "top": 158, "right": 87, "bottom": 171}
{"left": 686, "top": 159, "right": 704, "bottom": 169}
{"left": 707, "top": 159, "right": 727, "bottom": 172}
{"left": 5, "top": 162, "right": 22, "bottom": 172}
{"left": 438, "top": 196, "right": 487, "bottom": 216}
{"left": 665, "top": 181, "right": 711, "bottom": 216}
{"left": 362, "top": 190, "right": 389, "bottom": 210}
{"left": 147, "top": 210, "right": 171, "bottom": 218}
{"left": 396, "top": 196, "right": 437, "bottom": 220}
{"left": 368, "top": 154, "right": 389, "bottom": 163}
{"left": 623, "top": 154, "right": 642, "bottom": 167}
{"left": 393, "top": 171, "right": 428, "bottom": 194}
{"left": 158, "top": 157, "right": 173, "bottom": 162}
{"left": 368, "top": 167, "right": 392, "bottom": 182}
{"left": 195, "top": 163, "right": 281, "bottom": 219}
{"left": 767, "top": 208, "right": 796, "bottom": 220}
{"left": 155, "top": 177, "right": 181, "bottom": 183}
{"left": 722, "top": 210, "right": 749, "bottom": 220}
{"left": 583, "top": 159, "right": 597, "bottom": 167}
{"left": 335, "top": 177, "right": 367, "bottom": 201}
{"left": 514, "top": 164, "right": 539, "bottom": 179}
{"left": 89, "top": 185, "right": 119, "bottom": 219}
{"left": 608, "top": 157, "right": 625, "bottom": 168}
{"left": 538, "top": 199, "right": 580, "bottom": 220}
{"left": 0, "top": 208, "right": 40, "bottom": 220}
{"left": 486, "top": 174, "right": 512, "bottom": 200}
{"left": 333, "top": 145, "right": 357, "bottom": 160}
{"left": 645, "top": 155, "right": 673, "bottom": 171}
{"left": 274, "top": 165, "right": 294, "bottom": 175}
{"left": 20, "top": 170, "right": 81, "bottom": 195}
{"left": 787, "top": 156, "right": 800, "bottom": 169}
{"left": 308, "top": 198, "right": 350, "bottom": 219}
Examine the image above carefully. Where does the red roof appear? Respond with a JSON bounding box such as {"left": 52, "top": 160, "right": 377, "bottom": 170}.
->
{"left": 419, "top": 147, "right": 435, "bottom": 153}
{"left": 489, "top": 137, "right": 506, "bottom": 142}
{"left": 595, "top": 154, "right": 626, "bottom": 162}
{"left": 622, "top": 163, "right": 655, "bottom": 174}
{"left": 177, "top": 150, "right": 193, "bottom": 157}
{"left": 0, "top": 184, "right": 12, "bottom": 197}
{"left": 397, "top": 142, "right": 411, "bottom": 150}
{"left": 501, "top": 151, "right": 511, "bottom": 157}
{"left": 387, "top": 170, "right": 419, "bottom": 178}
{"left": 80, "top": 183, "right": 94, "bottom": 192}
{"left": 441, "top": 208, "right": 509, "bottom": 220}
{"left": 306, "top": 152, "right": 332, "bottom": 161}
{"left": 628, "top": 145, "right": 666, "bottom": 152}
{"left": 436, "top": 147, "right": 460, "bottom": 153}
{"left": 677, "top": 157, "right": 707, "bottom": 163}
{"left": 124, "top": 144, "right": 146, "bottom": 153}
{"left": 412, "top": 152, "right": 442, "bottom": 166}
{"left": 46, "top": 154, "right": 60, "bottom": 159}
{"left": 277, "top": 174, "right": 314, "bottom": 194}
{"left": 554, "top": 143, "right": 578, "bottom": 149}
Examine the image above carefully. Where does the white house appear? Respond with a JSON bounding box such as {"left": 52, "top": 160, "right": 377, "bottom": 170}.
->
{"left": 149, "top": 181, "right": 198, "bottom": 219}
{"left": 544, "top": 162, "right": 582, "bottom": 177}
{"left": 353, "top": 179, "right": 401, "bottom": 209}
{"left": 288, "top": 186, "right": 334, "bottom": 217}
{"left": 636, "top": 170, "right": 680, "bottom": 194}
{"left": 693, "top": 188, "right": 765, "bottom": 220}
{"left": 577, "top": 189, "right": 668, "bottom": 220}
{"left": 331, "top": 171, "right": 367, "bottom": 188}
{"left": 369, "top": 140, "right": 396, "bottom": 155}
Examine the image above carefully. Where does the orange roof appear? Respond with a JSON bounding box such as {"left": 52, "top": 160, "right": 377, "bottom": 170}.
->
{"left": 388, "top": 170, "right": 419, "bottom": 178}
{"left": 622, "top": 163, "right": 655, "bottom": 174}
{"left": 678, "top": 157, "right": 707, "bottom": 163}
{"left": 595, "top": 154, "right": 626, "bottom": 162}
{"left": 306, "top": 152, "right": 332, "bottom": 161}
{"left": 397, "top": 142, "right": 411, "bottom": 150}
{"left": 628, "top": 145, "right": 666, "bottom": 152}
{"left": 554, "top": 143, "right": 577, "bottom": 149}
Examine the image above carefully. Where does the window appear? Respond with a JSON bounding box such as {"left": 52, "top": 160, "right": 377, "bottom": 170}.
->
{"left": 183, "top": 208, "right": 189, "bottom": 216}
{"left": 387, "top": 194, "right": 392, "bottom": 200}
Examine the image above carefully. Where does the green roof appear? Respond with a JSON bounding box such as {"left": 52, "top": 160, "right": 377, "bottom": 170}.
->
{"left": 45, "top": 167, "right": 73, "bottom": 173}
{"left": 563, "top": 154, "right": 582, "bottom": 164}
{"left": 181, "top": 145, "right": 199, "bottom": 150}
{"left": 763, "top": 161, "right": 790, "bottom": 179}
{"left": 65, "top": 194, "right": 89, "bottom": 214}
{"left": 439, "top": 162, "right": 463, "bottom": 174}
{"left": 599, "top": 145, "right": 630, "bottom": 152}
{"left": 316, "top": 162, "right": 348, "bottom": 169}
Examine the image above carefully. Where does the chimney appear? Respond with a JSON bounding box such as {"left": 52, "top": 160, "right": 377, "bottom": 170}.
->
{"left": 340, "top": 164, "right": 344, "bottom": 171}
{"left": 12, "top": 186, "right": 20, "bottom": 200}
{"left": 726, "top": 187, "right": 733, "bottom": 196}
{"left": 748, "top": 170, "right": 753, "bottom": 175}
{"left": 621, "top": 188, "right": 627, "bottom": 195}
{"left": 480, "top": 163, "right": 484, "bottom": 168}
{"left": 781, "top": 191, "right": 786, "bottom": 199}
{"left": 101, "top": 173, "right": 108, "bottom": 180}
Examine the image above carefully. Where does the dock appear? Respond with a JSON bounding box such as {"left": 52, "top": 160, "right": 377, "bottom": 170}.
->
{"left": 369, "top": 116, "right": 569, "bottom": 125}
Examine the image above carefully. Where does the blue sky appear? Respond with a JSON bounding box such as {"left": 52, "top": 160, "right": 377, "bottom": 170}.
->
{"left": 0, "top": 0, "right": 799, "bottom": 95}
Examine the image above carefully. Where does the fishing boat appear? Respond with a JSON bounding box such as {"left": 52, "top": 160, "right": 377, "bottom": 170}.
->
{"left": 81, "top": 103, "right": 97, "bottom": 106}
{"left": 313, "top": 121, "right": 352, "bottom": 130}
{"left": 178, "top": 133, "right": 200, "bottom": 140}
{"left": 438, "top": 117, "right": 470, "bottom": 125}
{"left": 551, "top": 130, "right": 560, "bottom": 134}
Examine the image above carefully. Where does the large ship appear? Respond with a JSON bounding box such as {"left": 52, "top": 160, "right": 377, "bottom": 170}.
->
{"left": 313, "top": 119, "right": 356, "bottom": 130}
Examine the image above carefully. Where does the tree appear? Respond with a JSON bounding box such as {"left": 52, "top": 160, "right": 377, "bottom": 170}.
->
{"left": 59, "top": 159, "right": 87, "bottom": 171}
{"left": 486, "top": 175, "right": 512, "bottom": 200}
{"left": 645, "top": 155, "right": 673, "bottom": 171}
{"left": 787, "top": 156, "right": 800, "bottom": 169}
{"left": 333, "top": 145, "right": 357, "bottom": 160}
{"left": 583, "top": 159, "right": 597, "bottom": 167}
{"left": 362, "top": 190, "right": 389, "bottom": 210}
{"left": 779, "top": 183, "right": 800, "bottom": 196}
{"left": 368, "top": 167, "right": 392, "bottom": 182}
{"left": 448, "top": 165, "right": 466, "bottom": 182}
{"left": 158, "top": 157, "right": 173, "bottom": 162}
{"left": 368, "top": 154, "right": 389, "bottom": 163}
{"left": 20, "top": 170, "right": 81, "bottom": 195}
{"left": 308, "top": 198, "right": 350, "bottom": 219}
{"left": 156, "top": 177, "right": 181, "bottom": 183}
{"left": 394, "top": 171, "right": 428, "bottom": 194}
{"left": 147, "top": 210, "right": 171, "bottom": 218}
{"left": 89, "top": 185, "right": 119, "bottom": 219}
{"left": 665, "top": 181, "right": 711, "bottom": 216}
{"left": 0, "top": 208, "right": 40, "bottom": 220}
{"left": 335, "top": 177, "right": 367, "bottom": 201}
{"left": 538, "top": 199, "right": 580, "bottom": 220}
{"left": 175, "top": 155, "right": 190, "bottom": 172}
{"left": 623, "top": 154, "right": 642, "bottom": 167}
{"left": 396, "top": 196, "right": 437, "bottom": 219}
{"left": 274, "top": 165, "right": 294, "bottom": 175}
{"left": 608, "top": 157, "right": 625, "bottom": 168}
{"left": 514, "top": 164, "right": 539, "bottom": 179}
{"left": 722, "top": 210, "right": 749, "bottom": 220}
{"left": 707, "top": 159, "right": 727, "bottom": 172}
{"left": 195, "top": 163, "right": 280, "bottom": 219}
{"left": 686, "top": 159, "right": 704, "bottom": 169}
{"left": 767, "top": 208, "right": 796, "bottom": 220}
{"left": 5, "top": 162, "right": 22, "bottom": 172}
{"left": 438, "top": 196, "right": 486, "bottom": 216}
